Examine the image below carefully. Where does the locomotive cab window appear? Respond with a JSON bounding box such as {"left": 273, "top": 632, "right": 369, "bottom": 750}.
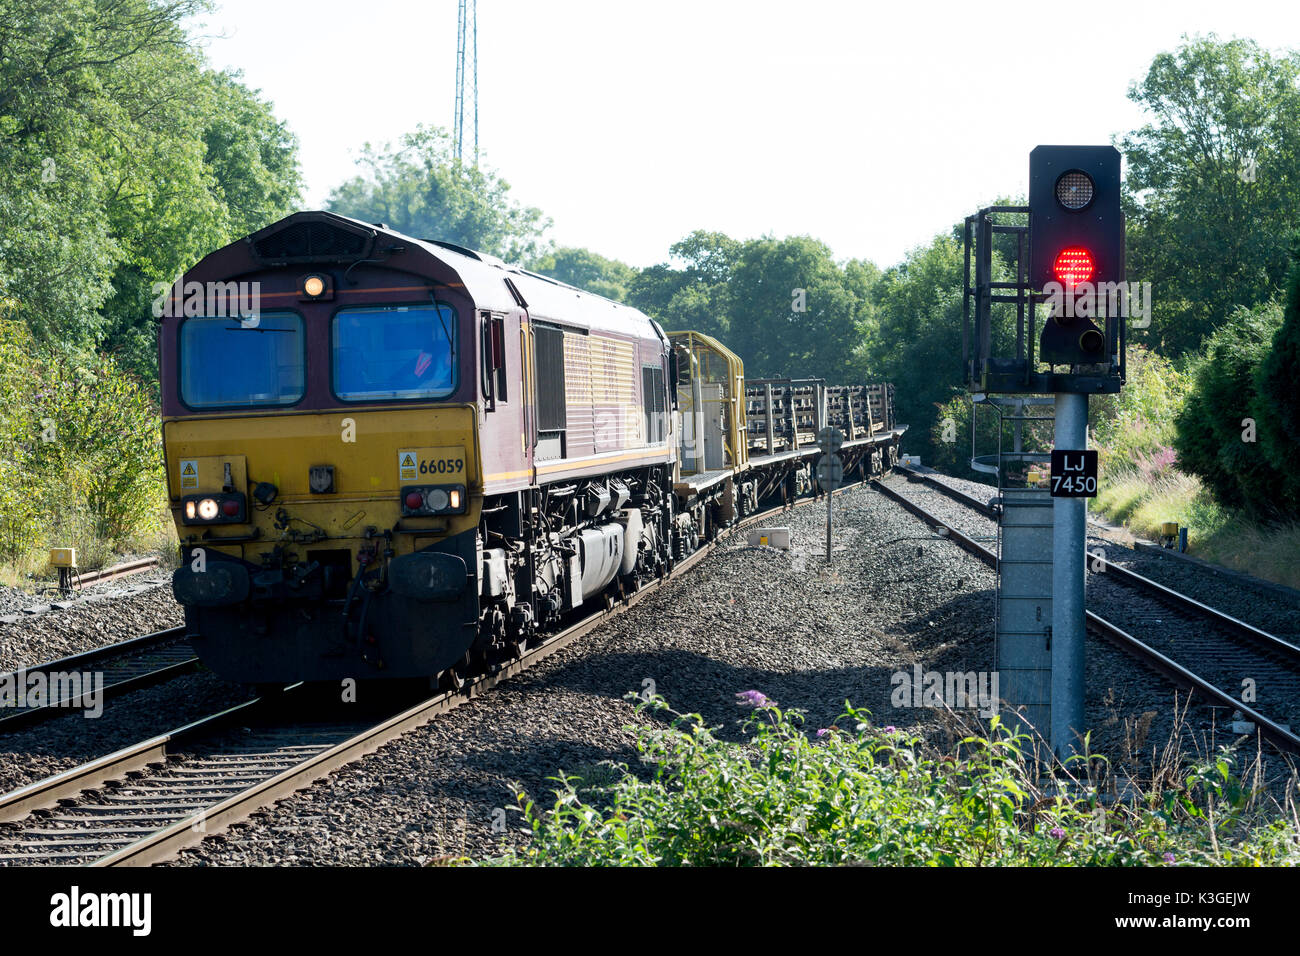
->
{"left": 179, "top": 311, "right": 305, "bottom": 409}
{"left": 333, "top": 303, "right": 458, "bottom": 401}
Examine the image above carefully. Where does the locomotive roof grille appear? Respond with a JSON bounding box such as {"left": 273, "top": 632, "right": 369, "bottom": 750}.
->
{"left": 249, "top": 219, "right": 375, "bottom": 264}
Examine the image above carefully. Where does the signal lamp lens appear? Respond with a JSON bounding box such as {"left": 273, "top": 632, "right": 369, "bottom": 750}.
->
{"left": 449, "top": 489, "right": 462, "bottom": 511}
{"left": 404, "top": 491, "right": 424, "bottom": 510}
{"left": 1055, "top": 171, "right": 1095, "bottom": 210}
{"left": 197, "top": 498, "right": 219, "bottom": 520}
{"left": 1079, "top": 328, "right": 1106, "bottom": 354}
{"left": 427, "top": 489, "right": 449, "bottom": 511}
{"left": 185, "top": 501, "right": 196, "bottom": 520}
{"left": 1053, "top": 248, "right": 1095, "bottom": 286}
{"left": 221, "top": 499, "right": 241, "bottom": 517}
{"left": 303, "top": 275, "right": 325, "bottom": 297}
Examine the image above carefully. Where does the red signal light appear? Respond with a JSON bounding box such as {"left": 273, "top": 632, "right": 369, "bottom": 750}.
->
{"left": 1053, "top": 248, "right": 1095, "bottom": 286}
{"left": 404, "top": 491, "right": 424, "bottom": 510}
{"left": 221, "top": 499, "right": 241, "bottom": 517}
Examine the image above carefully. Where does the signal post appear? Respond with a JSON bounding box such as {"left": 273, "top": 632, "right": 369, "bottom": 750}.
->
{"left": 962, "top": 145, "right": 1126, "bottom": 759}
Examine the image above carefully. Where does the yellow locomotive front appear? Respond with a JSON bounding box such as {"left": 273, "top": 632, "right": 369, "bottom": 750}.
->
{"left": 166, "top": 406, "right": 483, "bottom": 683}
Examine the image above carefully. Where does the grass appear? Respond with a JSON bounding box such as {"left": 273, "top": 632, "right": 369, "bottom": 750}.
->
{"left": 1092, "top": 468, "right": 1300, "bottom": 591}
{"left": 0, "top": 501, "right": 177, "bottom": 591}
{"left": 468, "top": 697, "right": 1300, "bottom": 867}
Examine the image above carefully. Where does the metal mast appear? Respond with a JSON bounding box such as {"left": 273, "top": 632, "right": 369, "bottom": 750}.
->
{"left": 453, "top": 0, "right": 478, "bottom": 166}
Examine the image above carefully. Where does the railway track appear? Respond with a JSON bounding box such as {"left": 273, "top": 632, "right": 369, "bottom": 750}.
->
{"left": 0, "top": 627, "right": 197, "bottom": 733}
{"left": 73, "top": 556, "right": 162, "bottom": 589}
{"left": 875, "top": 470, "right": 1300, "bottom": 755}
{"left": 0, "top": 474, "right": 868, "bottom": 866}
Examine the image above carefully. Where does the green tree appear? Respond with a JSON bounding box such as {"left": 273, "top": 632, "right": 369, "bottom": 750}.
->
{"left": 1121, "top": 35, "right": 1300, "bottom": 357}
{"left": 326, "top": 125, "right": 550, "bottom": 263}
{"left": 627, "top": 230, "right": 739, "bottom": 340}
{"left": 726, "top": 235, "right": 869, "bottom": 383}
{"left": 1252, "top": 232, "right": 1300, "bottom": 516}
{"left": 1174, "top": 301, "right": 1286, "bottom": 517}
{"left": 0, "top": 0, "right": 302, "bottom": 375}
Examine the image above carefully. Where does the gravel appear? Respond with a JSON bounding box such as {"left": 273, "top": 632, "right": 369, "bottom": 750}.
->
{"left": 0, "top": 576, "right": 183, "bottom": 673}
{"left": 901, "top": 469, "right": 1300, "bottom": 642}
{"left": 160, "top": 481, "right": 1218, "bottom": 866}
{"left": 0, "top": 672, "right": 252, "bottom": 798}
{"left": 880, "top": 471, "right": 1300, "bottom": 769}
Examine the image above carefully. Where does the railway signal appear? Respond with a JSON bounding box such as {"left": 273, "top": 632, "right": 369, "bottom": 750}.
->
{"left": 817, "top": 428, "right": 844, "bottom": 564}
{"left": 962, "top": 146, "right": 1128, "bottom": 759}
{"left": 1030, "top": 145, "right": 1123, "bottom": 368}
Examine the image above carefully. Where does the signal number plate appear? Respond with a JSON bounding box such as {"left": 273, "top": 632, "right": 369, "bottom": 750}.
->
{"left": 398, "top": 447, "right": 466, "bottom": 483}
{"left": 1049, "top": 449, "right": 1098, "bottom": 498}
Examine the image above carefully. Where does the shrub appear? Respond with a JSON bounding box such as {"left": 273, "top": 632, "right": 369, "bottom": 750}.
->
{"left": 1252, "top": 230, "right": 1300, "bottom": 516}
{"left": 1174, "top": 302, "right": 1286, "bottom": 518}
{"left": 0, "top": 321, "right": 165, "bottom": 566}
{"left": 1091, "top": 345, "right": 1192, "bottom": 478}
{"left": 481, "top": 697, "right": 1300, "bottom": 867}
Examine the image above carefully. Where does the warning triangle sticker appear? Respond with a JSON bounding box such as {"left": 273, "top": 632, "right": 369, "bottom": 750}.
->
{"left": 400, "top": 453, "right": 416, "bottom": 467}
{"left": 182, "top": 463, "right": 196, "bottom": 475}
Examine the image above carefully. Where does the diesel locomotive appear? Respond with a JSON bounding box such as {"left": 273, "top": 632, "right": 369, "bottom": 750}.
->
{"left": 161, "top": 211, "right": 904, "bottom": 686}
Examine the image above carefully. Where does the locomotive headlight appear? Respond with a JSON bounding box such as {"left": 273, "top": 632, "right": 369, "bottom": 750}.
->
{"left": 197, "top": 498, "right": 220, "bottom": 520}
{"left": 303, "top": 275, "right": 325, "bottom": 297}
{"left": 427, "top": 489, "right": 449, "bottom": 511}
{"left": 185, "top": 501, "right": 197, "bottom": 520}
{"left": 449, "top": 489, "right": 462, "bottom": 511}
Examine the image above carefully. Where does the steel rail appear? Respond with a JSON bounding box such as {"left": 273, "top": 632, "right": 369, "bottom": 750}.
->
{"left": 871, "top": 478, "right": 1300, "bottom": 756}
{"left": 74, "top": 556, "right": 162, "bottom": 588}
{"left": 0, "top": 626, "right": 195, "bottom": 733}
{"left": 893, "top": 465, "right": 1300, "bottom": 664}
{"left": 0, "top": 468, "right": 889, "bottom": 866}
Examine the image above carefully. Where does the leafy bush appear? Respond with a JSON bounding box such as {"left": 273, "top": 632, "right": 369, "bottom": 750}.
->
{"left": 1174, "top": 302, "right": 1286, "bottom": 518}
{"left": 481, "top": 697, "right": 1300, "bottom": 867}
{"left": 1090, "top": 345, "right": 1192, "bottom": 477}
{"left": 1252, "top": 231, "right": 1300, "bottom": 516}
{"left": 0, "top": 322, "right": 166, "bottom": 567}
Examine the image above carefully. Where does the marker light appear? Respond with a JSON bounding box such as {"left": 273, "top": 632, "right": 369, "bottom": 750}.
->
{"left": 427, "top": 489, "right": 450, "bottom": 511}
{"left": 449, "top": 489, "right": 462, "bottom": 510}
{"left": 197, "top": 498, "right": 220, "bottom": 520}
{"left": 1055, "top": 171, "right": 1094, "bottom": 210}
{"left": 221, "top": 499, "right": 241, "bottom": 517}
{"left": 1053, "top": 248, "right": 1095, "bottom": 286}
{"left": 405, "top": 491, "right": 424, "bottom": 509}
{"left": 303, "top": 275, "right": 325, "bottom": 297}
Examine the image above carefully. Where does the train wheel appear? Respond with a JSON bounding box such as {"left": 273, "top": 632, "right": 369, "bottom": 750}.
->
{"left": 441, "top": 652, "right": 473, "bottom": 693}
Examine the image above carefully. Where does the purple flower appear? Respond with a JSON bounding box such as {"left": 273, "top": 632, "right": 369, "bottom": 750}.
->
{"left": 736, "top": 690, "right": 775, "bottom": 709}
{"left": 1050, "top": 827, "right": 1066, "bottom": 840}
{"left": 816, "top": 728, "right": 829, "bottom": 738}
{"left": 883, "top": 725, "right": 896, "bottom": 733}
{"left": 1163, "top": 852, "right": 1175, "bottom": 864}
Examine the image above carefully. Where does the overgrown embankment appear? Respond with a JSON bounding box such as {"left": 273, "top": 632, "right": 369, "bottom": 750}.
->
{"left": 0, "top": 323, "right": 171, "bottom": 587}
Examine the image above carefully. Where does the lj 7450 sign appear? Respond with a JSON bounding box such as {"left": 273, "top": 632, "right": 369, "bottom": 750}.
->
{"left": 1049, "top": 450, "right": 1098, "bottom": 498}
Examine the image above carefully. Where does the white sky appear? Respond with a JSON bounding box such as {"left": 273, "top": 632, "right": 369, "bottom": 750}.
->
{"left": 194, "top": 0, "right": 1300, "bottom": 269}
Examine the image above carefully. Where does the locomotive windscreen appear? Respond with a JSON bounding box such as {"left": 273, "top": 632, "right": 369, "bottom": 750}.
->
{"left": 332, "top": 304, "right": 457, "bottom": 401}
{"left": 179, "top": 312, "right": 305, "bottom": 409}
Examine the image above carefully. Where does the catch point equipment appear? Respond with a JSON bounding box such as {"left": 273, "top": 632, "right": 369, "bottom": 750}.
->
{"left": 962, "top": 145, "right": 1126, "bottom": 758}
